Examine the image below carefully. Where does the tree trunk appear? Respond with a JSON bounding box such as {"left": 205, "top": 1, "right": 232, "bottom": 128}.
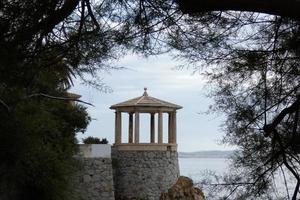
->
{"left": 177, "top": 0, "right": 300, "bottom": 20}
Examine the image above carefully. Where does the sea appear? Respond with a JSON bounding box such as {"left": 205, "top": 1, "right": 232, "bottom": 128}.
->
{"left": 179, "top": 157, "right": 295, "bottom": 199}
{"left": 179, "top": 157, "right": 229, "bottom": 182}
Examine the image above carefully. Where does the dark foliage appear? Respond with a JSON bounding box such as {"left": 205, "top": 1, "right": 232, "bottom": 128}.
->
{"left": 170, "top": 12, "right": 300, "bottom": 200}
{"left": 83, "top": 136, "right": 109, "bottom": 144}
{"left": 0, "top": 1, "right": 95, "bottom": 199}
{"left": 0, "top": 71, "right": 90, "bottom": 200}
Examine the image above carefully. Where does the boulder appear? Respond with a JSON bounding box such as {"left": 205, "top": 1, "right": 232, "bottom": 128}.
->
{"left": 160, "top": 176, "right": 205, "bottom": 200}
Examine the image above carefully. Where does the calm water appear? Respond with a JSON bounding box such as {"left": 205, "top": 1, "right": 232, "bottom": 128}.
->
{"left": 179, "top": 157, "right": 295, "bottom": 199}
{"left": 179, "top": 157, "right": 229, "bottom": 182}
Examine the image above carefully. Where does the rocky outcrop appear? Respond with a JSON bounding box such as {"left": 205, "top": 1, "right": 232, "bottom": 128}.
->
{"left": 160, "top": 176, "right": 205, "bottom": 200}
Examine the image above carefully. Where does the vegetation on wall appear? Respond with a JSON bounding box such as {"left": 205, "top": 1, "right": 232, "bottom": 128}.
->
{"left": 83, "top": 137, "right": 109, "bottom": 144}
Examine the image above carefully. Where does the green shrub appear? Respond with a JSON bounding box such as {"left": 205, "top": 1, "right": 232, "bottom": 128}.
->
{"left": 82, "top": 136, "right": 109, "bottom": 144}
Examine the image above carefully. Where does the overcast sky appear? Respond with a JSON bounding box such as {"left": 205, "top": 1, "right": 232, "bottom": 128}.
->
{"left": 71, "top": 53, "right": 235, "bottom": 152}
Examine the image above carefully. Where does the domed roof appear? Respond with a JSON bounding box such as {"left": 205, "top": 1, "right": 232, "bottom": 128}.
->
{"left": 110, "top": 88, "right": 182, "bottom": 110}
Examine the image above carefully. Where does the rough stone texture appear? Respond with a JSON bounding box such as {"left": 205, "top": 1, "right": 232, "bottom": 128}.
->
{"left": 160, "top": 176, "right": 205, "bottom": 200}
{"left": 112, "top": 149, "right": 180, "bottom": 200}
{"left": 73, "top": 157, "right": 115, "bottom": 200}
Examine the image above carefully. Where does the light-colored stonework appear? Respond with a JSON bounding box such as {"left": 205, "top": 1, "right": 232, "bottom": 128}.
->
{"left": 114, "top": 143, "right": 177, "bottom": 151}
{"left": 110, "top": 88, "right": 182, "bottom": 147}
{"left": 79, "top": 144, "right": 111, "bottom": 158}
{"left": 112, "top": 150, "right": 180, "bottom": 200}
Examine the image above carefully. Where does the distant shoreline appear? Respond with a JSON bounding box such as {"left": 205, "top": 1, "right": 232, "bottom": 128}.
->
{"left": 178, "top": 150, "right": 234, "bottom": 158}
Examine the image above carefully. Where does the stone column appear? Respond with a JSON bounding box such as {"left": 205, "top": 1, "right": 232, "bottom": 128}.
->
{"left": 168, "top": 112, "right": 173, "bottom": 143}
{"left": 115, "top": 111, "right": 122, "bottom": 144}
{"left": 173, "top": 111, "right": 177, "bottom": 144}
{"left": 128, "top": 113, "right": 133, "bottom": 143}
{"left": 134, "top": 112, "right": 140, "bottom": 143}
{"left": 114, "top": 112, "right": 118, "bottom": 144}
{"left": 150, "top": 113, "right": 155, "bottom": 143}
{"left": 158, "top": 111, "right": 163, "bottom": 144}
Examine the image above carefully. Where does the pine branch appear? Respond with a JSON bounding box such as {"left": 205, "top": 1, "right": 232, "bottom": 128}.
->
{"left": 178, "top": 0, "right": 300, "bottom": 21}
{"left": 263, "top": 96, "right": 300, "bottom": 136}
{"left": 0, "top": 98, "right": 9, "bottom": 111}
{"left": 26, "top": 93, "right": 94, "bottom": 106}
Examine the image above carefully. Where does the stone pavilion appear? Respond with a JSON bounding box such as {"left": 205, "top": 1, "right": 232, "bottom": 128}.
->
{"left": 110, "top": 88, "right": 182, "bottom": 200}
{"left": 110, "top": 87, "right": 182, "bottom": 151}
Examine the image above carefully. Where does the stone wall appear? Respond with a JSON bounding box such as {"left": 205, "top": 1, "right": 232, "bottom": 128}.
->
{"left": 112, "top": 150, "right": 180, "bottom": 200}
{"left": 73, "top": 157, "right": 115, "bottom": 200}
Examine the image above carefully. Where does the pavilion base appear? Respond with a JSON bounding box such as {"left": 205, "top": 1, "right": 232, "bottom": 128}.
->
{"left": 111, "top": 148, "right": 179, "bottom": 200}
{"left": 113, "top": 143, "right": 177, "bottom": 151}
